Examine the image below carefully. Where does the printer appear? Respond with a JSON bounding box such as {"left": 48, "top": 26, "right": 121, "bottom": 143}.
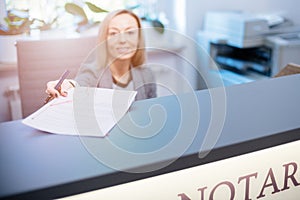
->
{"left": 198, "top": 11, "right": 300, "bottom": 77}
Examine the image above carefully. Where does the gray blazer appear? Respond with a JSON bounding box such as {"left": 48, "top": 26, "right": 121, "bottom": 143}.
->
{"left": 75, "top": 65, "right": 157, "bottom": 100}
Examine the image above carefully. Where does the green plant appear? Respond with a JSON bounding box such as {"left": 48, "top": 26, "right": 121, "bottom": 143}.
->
{"left": 126, "top": 4, "right": 165, "bottom": 34}
{"left": 0, "top": 9, "right": 57, "bottom": 35}
{"left": 0, "top": 9, "right": 31, "bottom": 35}
{"left": 65, "top": 2, "right": 165, "bottom": 34}
{"left": 0, "top": 1, "right": 165, "bottom": 35}
{"left": 141, "top": 17, "right": 165, "bottom": 34}
{"left": 64, "top": 2, "right": 108, "bottom": 32}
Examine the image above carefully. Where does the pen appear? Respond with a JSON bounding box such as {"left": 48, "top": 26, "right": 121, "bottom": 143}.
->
{"left": 44, "top": 70, "right": 70, "bottom": 104}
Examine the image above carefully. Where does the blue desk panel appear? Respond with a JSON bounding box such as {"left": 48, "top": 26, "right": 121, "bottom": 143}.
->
{"left": 1, "top": 74, "right": 300, "bottom": 199}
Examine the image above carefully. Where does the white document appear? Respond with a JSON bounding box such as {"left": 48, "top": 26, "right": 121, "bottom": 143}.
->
{"left": 22, "top": 87, "right": 137, "bottom": 137}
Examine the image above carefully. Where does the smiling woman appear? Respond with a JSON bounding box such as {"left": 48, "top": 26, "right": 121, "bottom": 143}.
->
{"left": 46, "top": 9, "right": 157, "bottom": 101}
{"left": 107, "top": 13, "right": 140, "bottom": 64}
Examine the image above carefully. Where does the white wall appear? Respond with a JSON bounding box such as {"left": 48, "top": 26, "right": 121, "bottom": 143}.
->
{"left": 0, "top": 0, "right": 6, "bottom": 25}
{"left": 184, "top": 0, "right": 300, "bottom": 39}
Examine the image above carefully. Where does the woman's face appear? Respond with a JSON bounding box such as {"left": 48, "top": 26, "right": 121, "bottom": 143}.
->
{"left": 107, "top": 13, "right": 139, "bottom": 61}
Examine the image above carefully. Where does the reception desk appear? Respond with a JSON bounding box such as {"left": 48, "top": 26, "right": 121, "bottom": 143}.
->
{"left": 1, "top": 74, "right": 300, "bottom": 199}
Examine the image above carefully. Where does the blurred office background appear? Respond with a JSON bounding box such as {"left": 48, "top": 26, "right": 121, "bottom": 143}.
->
{"left": 1, "top": 0, "right": 300, "bottom": 122}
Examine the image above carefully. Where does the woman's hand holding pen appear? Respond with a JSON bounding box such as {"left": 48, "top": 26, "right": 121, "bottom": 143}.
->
{"left": 45, "top": 79, "right": 75, "bottom": 98}
{"left": 44, "top": 70, "right": 76, "bottom": 104}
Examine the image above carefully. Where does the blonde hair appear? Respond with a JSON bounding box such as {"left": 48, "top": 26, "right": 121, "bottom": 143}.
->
{"left": 97, "top": 9, "right": 146, "bottom": 68}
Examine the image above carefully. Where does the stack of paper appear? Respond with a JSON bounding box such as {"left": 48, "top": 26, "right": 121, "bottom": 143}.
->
{"left": 23, "top": 87, "right": 137, "bottom": 137}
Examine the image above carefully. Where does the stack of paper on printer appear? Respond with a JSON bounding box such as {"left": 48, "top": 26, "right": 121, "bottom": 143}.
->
{"left": 23, "top": 87, "right": 137, "bottom": 137}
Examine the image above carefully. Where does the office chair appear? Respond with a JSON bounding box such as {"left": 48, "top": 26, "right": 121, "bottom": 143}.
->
{"left": 16, "top": 36, "right": 97, "bottom": 118}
